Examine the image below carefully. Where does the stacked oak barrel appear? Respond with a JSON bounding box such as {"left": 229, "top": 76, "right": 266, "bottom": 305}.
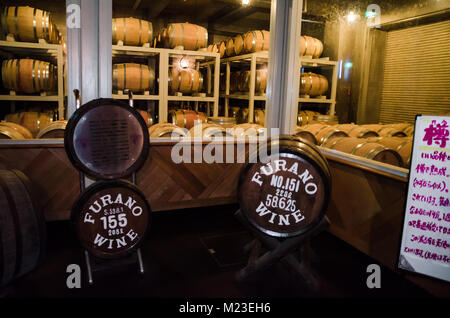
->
{"left": 295, "top": 122, "right": 415, "bottom": 168}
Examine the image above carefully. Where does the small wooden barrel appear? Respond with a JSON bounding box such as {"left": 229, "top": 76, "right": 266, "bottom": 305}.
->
{"left": 254, "top": 109, "right": 265, "bottom": 126}
{"left": 323, "top": 137, "right": 403, "bottom": 167}
{"left": 384, "top": 123, "right": 414, "bottom": 137}
{"left": 371, "top": 137, "right": 413, "bottom": 167}
{"left": 233, "top": 123, "right": 265, "bottom": 137}
{"left": 300, "top": 72, "right": 328, "bottom": 97}
{"left": 169, "top": 68, "right": 203, "bottom": 94}
{"left": 238, "top": 135, "right": 331, "bottom": 237}
{"left": 299, "top": 36, "right": 323, "bottom": 58}
{"left": 13, "top": 111, "right": 53, "bottom": 137}
{"left": 4, "top": 113, "right": 20, "bottom": 123}
{"left": 362, "top": 124, "right": 407, "bottom": 137}
{"left": 312, "top": 115, "right": 339, "bottom": 125}
{"left": 36, "top": 120, "right": 67, "bottom": 138}
{"left": 293, "top": 127, "right": 318, "bottom": 145}
{"left": 236, "top": 108, "right": 249, "bottom": 124}
{"left": 297, "top": 110, "right": 320, "bottom": 126}
{"left": 230, "top": 71, "right": 241, "bottom": 92}
{"left": 229, "top": 107, "right": 241, "bottom": 120}
{"left": 0, "top": 169, "right": 45, "bottom": 288}
{"left": 335, "top": 124, "right": 379, "bottom": 138}
{"left": 237, "top": 70, "right": 267, "bottom": 94}
{"left": 189, "top": 123, "right": 234, "bottom": 138}
{"left": 1, "top": 6, "right": 59, "bottom": 43}
{"left": 137, "top": 109, "right": 154, "bottom": 127}
{"left": 303, "top": 124, "right": 348, "bottom": 145}
{"left": 0, "top": 125, "right": 27, "bottom": 139}
{"left": 218, "top": 41, "right": 227, "bottom": 58}
{"left": 2, "top": 59, "right": 56, "bottom": 94}
{"left": 243, "top": 30, "right": 270, "bottom": 53}
{"left": 169, "top": 109, "right": 207, "bottom": 129}
{"left": 207, "top": 116, "right": 236, "bottom": 128}
{"left": 226, "top": 34, "right": 245, "bottom": 57}
{"left": 162, "top": 23, "right": 208, "bottom": 50}
{"left": 71, "top": 179, "right": 150, "bottom": 259}
{"left": 148, "top": 123, "right": 187, "bottom": 138}
{"left": 112, "top": 17, "right": 153, "bottom": 46}
{"left": 0, "top": 121, "right": 32, "bottom": 139}
{"left": 207, "top": 43, "right": 218, "bottom": 54}
{"left": 113, "top": 63, "right": 155, "bottom": 93}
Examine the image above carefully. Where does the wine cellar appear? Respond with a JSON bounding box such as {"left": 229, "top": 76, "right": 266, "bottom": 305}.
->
{"left": 0, "top": 0, "right": 449, "bottom": 303}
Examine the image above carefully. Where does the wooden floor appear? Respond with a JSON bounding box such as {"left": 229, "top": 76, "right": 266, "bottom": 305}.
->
{"left": 4, "top": 205, "right": 432, "bottom": 299}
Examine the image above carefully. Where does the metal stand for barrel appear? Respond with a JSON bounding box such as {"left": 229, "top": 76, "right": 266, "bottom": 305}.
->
{"left": 73, "top": 89, "right": 146, "bottom": 285}
{"left": 235, "top": 209, "right": 329, "bottom": 292}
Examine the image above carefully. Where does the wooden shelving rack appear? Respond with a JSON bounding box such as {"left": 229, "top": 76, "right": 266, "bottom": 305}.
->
{"left": 218, "top": 50, "right": 338, "bottom": 123}
{"left": 0, "top": 40, "right": 65, "bottom": 119}
{"left": 112, "top": 45, "right": 220, "bottom": 123}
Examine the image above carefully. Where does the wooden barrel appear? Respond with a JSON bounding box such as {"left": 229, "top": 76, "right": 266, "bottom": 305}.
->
{"left": 335, "top": 124, "right": 379, "bottom": 138}
{"left": 36, "top": 120, "right": 67, "bottom": 138}
{"left": 293, "top": 127, "right": 318, "bottom": 145}
{"left": 233, "top": 123, "right": 265, "bottom": 137}
{"left": 299, "top": 36, "right": 323, "bottom": 58}
{"left": 297, "top": 110, "right": 320, "bottom": 126}
{"left": 371, "top": 137, "right": 413, "bottom": 167}
{"left": 303, "top": 124, "right": 349, "bottom": 145}
{"left": 238, "top": 135, "right": 331, "bottom": 237}
{"left": 2, "top": 59, "right": 56, "bottom": 94}
{"left": 1, "top": 6, "right": 59, "bottom": 43}
{"left": 218, "top": 41, "right": 227, "bottom": 58}
{"left": 207, "top": 116, "right": 236, "bottom": 128}
{"left": 148, "top": 123, "right": 187, "bottom": 138}
{"left": 362, "top": 124, "right": 407, "bottom": 137}
{"left": 0, "top": 169, "right": 45, "bottom": 287}
{"left": 243, "top": 30, "right": 270, "bottom": 53}
{"left": 71, "top": 179, "right": 150, "bottom": 259}
{"left": 236, "top": 108, "right": 249, "bottom": 124}
{"left": 169, "top": 109, "right": 207, "bottom": 129}
{"left": 0, "top": 125, "right": 27, "bottom": 139}
{"left": 162, "top": 23, "right": 208, "bottom": 50}
{"left": 112, "top": 17, "right": 153, "bottom": 46}
{"left": 384, "top": 123, "right": 414, "bottom": 137}
{"left": 226, "top": 34, "right": 245, "bottom": 57}
{"left": 0, "top": 121, "right": 32, "bottom": 139}
{"left": 189, "top": 123, "right": 234, "bottom": 138}
{"left": 137, "top": 109, "right": 154, "bottom": 127}
{"left": 4, "top": 113, "right": 20, "bottom": 123}
{"left": 229, "top": 107, "right": 241, "bottom": 120}
{"left": 11, "top": 111, "right": 53, "bottom": 137}
{"left": 323, "top": 137, "right": 403, "bottom": 167}
{"left": 207, "top": 43, "right": 218, "bottom": 54}
{"left": 237, "top": 69, "right": 267, "bottom": 94}
{"left": 311, "top": 115, "right": 339, "bottom": 125}
{"left": 254, "top": 109, "right": 265, "bottom": 126}
{"left": 169, "top": 68, "right": 203, "bottom": 94}
{"left": 230, "top": 71, "right": 241, "bottom": 92}
{"left": 113, "top": 63, "right": 155, "bottom": 93}
{"left": 300, "top": 72, "right": 328, "bottom": 97}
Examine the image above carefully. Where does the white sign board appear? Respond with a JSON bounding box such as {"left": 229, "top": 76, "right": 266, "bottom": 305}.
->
{"left": 398, "top": 115, "right": 450, "bottom": 282}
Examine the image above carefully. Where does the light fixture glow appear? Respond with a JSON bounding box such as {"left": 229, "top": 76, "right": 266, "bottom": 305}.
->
{"left": 179, "top": 58, "right": 189, "bottom": 69}
{"left": 242, "top": 0, "right": 250, "bottom": 6}
{"left": 347, "top": 11, "right": 359, "bottom": 23}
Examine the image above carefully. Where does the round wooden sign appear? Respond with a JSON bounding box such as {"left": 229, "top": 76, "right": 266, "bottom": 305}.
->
{"left": 71, "top": 180, "right": 150, "bottom": 259}
{"left": 64, "top": 98, "right": 149, "bottom": 179}
{"left": 238, "top": 136, "right": 331, "bottom": 238}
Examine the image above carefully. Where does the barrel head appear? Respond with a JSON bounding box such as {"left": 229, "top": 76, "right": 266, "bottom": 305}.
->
{"left": 71, "top": 180, "right": 150, "bottom": 259}
{"left": 238, "top": 138, "right": 330, "bottom": 237}
{"left": 64, "top": 98, "right": 149, "bottom": 179}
